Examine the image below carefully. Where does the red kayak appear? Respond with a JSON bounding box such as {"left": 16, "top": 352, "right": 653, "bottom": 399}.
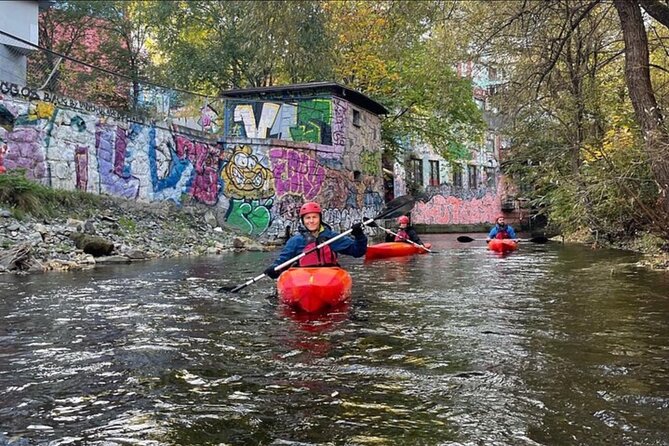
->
{"left": 277, "top": 267, "right": 352, "bottom": 313}
{"left": 365, "top": 242, "right": 432, "bottom": 260}
{"left": 488, "top": 239, "right": 518, "bottom": 253}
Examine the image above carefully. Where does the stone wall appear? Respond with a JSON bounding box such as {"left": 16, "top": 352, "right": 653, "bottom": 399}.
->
{"left": 0, "top": 81, "right": 384, "bottom": 239}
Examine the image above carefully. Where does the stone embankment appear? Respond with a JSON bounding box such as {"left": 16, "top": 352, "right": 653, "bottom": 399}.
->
{"left": 0, "top": 198, "right": 275, "bottom": 274}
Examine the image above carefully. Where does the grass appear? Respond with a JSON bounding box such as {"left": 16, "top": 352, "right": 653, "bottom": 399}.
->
{"left": 0, "top": 170, "right": 101, "bottom": 218}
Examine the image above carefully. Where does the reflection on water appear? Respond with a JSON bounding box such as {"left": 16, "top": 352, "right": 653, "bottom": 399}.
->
{"left": 1, "top": 235, "right": 668, "bottom": 445}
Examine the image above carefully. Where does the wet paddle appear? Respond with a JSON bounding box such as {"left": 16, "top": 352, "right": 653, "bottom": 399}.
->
{"left": 456, "top": 235, "right": 549, "bottom": 244}
{"left": 374, "top": 225, "right": 436, "bottom": 253}
{"left": 218, "top": 195, "right": 416, "bottom": 293}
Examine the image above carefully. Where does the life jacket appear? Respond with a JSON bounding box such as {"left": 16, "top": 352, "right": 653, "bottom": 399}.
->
{"left": 394, "top": 228, "right": 410, "bottom": 242}
{"left": 495, "top": 225, "right": 510, "bottom": 239}
{"left": 299, "top": 233, "right": 339, "bottom": 267}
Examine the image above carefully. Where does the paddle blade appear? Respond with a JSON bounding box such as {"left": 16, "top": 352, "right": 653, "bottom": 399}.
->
{"left": 529, "top": 236, "right": 549, "bottom": 244}
{"left": 457, "top": 236, "right": 475, "bottom": 243}
{"left": 375, "top": 195, "right": 415, "bottom": 220}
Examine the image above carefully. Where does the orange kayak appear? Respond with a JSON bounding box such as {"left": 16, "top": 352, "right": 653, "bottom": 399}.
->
{"left": 488, "top": 239, "right": 518, "bottom": 253}
{"left": 277, "top": 267, "right": 352, "bottom": 313}
{"left": 365, "top": 242, "right": 432, "bottom": 260}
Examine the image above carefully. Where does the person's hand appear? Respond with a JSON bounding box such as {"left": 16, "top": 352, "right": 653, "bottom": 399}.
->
{"left": 264, "top": 265, "right": 281, "bottom": 279}
{"left": 351, "top": 222, "right": 365, "bottom": 238}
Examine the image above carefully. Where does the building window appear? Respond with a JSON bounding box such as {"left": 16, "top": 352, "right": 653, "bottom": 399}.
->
{"left": 486, "top": 167, "right": 496, "bottom": 188}
{"left": 429, "top": 160, "right": 440, "bottom": 186}
{"left": 353, "top": 109, "right": 361, "bottom": 127}
{"left": 468, "top": 165, "right": 478, "bottom": 189}
{"left": 353, "top": 170, "right": 361, "bottom": 181}
{"left": 453, "top": 167, "right": 463, "bottom": 188}
{"left": 410, "top": 158, "right": 423, "bottom": 186}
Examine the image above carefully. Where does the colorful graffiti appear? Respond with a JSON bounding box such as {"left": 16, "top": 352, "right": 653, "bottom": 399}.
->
{"left": 411, "top": 192, "right": 501, "bottom": 225}
{"left": 0, "top": 81, "right": 386, "bottom": 239}
{"left": 229, "top": 99, "right": 334, "bottom": 146}
{"left": 220, "top": 145, "right": 274, "bottom": 200}
{"left": 225, "top": 198, "right": 273, "bottom": 236}
{"left": 269, "top": 148, "right": 325, "bottom": 200}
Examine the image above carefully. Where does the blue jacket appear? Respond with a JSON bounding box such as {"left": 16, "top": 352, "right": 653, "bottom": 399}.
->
{"left": 488, "top": 224, "right": 517, "bottom": 239}
{"left": 271, "top": 224, "right": 367, "bottom": 268}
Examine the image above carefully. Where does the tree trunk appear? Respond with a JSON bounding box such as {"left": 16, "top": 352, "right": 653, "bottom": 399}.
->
{"left": 614, "top": 0, "right": 669, "bottom": 220}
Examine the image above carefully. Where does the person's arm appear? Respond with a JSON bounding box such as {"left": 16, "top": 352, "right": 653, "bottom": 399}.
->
{"left": 408, "top": 228, "right": 422, "bottom": 245}
{"left": 508, "top": 226, "right": 517, "bottom": 239}
{"left": 330, "top": 230, "right": 367, "bottom": 258}
{"left": 487, "top": 227, "right": 498, "bottom": 240}
{"left": 385, "top": 232, "right": 394, "bottom": 242}
{"left": 271, "top": 236, "right": 302, "bottom": 267}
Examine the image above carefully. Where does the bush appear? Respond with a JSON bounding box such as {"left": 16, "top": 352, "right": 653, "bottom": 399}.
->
{"left": 0, "top": 170, "right": 101, "bottom": 218}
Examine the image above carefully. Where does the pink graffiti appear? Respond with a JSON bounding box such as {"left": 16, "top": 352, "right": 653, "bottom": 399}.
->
{"left": 3, "top": 128, "right": 46, "bottom": 181}
{"left": 269, "top": 148, "right": 325, "bottom": 200}
{"left": 75, "top": 145, "right": 88, "bottom": 190}
{"left": 174, "top": 135, "right": 219, "bottom": 205}
{"left": 412, "top": 193, "right": 501, "bottom": 224}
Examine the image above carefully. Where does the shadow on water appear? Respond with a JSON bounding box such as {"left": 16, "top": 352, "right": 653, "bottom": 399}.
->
{"left": 0, "top": 234, "right": 668, "bottom": 445}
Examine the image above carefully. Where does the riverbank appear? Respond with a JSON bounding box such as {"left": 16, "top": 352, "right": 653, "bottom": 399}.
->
{"left": 563, "top": 228, "right": 669, "bottom": 271}
{"left": 0, "top": 194, "right": 274, "bottom": 274}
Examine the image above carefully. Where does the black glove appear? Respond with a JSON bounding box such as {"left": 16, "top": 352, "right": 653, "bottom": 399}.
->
{"left": 351, "top": 222, "right": 365, "bottom": 238}
{"left": 264, "top": 265, "right": 281, "bottom": 279}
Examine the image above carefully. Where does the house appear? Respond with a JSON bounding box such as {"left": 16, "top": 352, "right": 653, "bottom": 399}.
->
{"left": 216, "top": 81, "right": 389, "bottom": 237}
{"left": 393, "top": 63, "right": 510, "bottom": 232}
{"left": 0, "top": 0, "right": 51, "bottom": 85}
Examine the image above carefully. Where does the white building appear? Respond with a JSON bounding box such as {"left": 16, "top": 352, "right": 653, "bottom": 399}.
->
{"left": 0, "top": 0, "right": 51, "bottom": 85}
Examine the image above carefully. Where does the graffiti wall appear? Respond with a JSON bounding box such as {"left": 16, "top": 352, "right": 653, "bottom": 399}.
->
{"left": 226, "top": 97, "right": 381, "bottom": 173}
{"left": 0, "top": 81, "right": 384, "bottom": 238}
{"left": 411, "top": 185, "right": 502, "bottom": 225}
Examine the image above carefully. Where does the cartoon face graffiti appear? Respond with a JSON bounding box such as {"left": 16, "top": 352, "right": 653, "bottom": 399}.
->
{"left": 221, "top": 145, "right": 274, "bottom": 200}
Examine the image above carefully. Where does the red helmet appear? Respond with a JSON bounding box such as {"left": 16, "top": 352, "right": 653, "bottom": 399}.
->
{"left": 398, "top": 215, "right": 410, "bottom": 225}
{"left": 300, "top": 202, "right": 322, "bottom": 217}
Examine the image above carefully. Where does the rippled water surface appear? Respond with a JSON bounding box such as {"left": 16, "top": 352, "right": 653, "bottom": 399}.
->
{"left": 1, "top": 235, "right": 668, "bottom": 445}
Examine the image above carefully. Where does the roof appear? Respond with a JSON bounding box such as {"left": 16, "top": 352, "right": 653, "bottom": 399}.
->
{"left": 220, "top": 81, "right": 388, "bottom": 116}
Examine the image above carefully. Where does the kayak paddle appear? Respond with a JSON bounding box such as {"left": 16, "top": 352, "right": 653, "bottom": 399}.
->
{"left": 374, "top": 225, "right": 436, "bottom": 253}
{"left": 456, "top": 235, "right": 549, "bottom": 244}
{"left": 218, "top": 195, "right": 416, "bottom": 293}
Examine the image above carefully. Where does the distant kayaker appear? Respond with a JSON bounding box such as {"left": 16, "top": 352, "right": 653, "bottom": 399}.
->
{"left": 263, "top": 201, "right": 367, "bottom": 279}
{"left": 486, "top": 216, "right": 517, "bottom": 241}
{"left": 384, "top": 215, "right": 423, "bottom": 245}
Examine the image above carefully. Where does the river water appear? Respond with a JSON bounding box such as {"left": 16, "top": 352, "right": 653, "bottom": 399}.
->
{"left": 1, "top": 235, "right": 668, "bottom": 445}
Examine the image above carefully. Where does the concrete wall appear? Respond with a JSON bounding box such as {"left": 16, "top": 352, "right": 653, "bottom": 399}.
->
{"left": 0, "top": 81, "right": 384, "bottom": 238}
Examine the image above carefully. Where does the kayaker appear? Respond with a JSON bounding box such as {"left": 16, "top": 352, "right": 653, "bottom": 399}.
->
{"left": 486, "top": 215, "right": 517, "bottom": 241}
{"left": 384, "top": 215, "right": 423, "bottom": 245}
{"left": 263, "top": 201, "right": 367, "bottom": 279}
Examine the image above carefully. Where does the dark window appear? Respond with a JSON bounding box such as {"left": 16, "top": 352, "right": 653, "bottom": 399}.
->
{"left": 353, "top": 109, "right": 361, "bottom": 127}
{"left": 468, "top": 165, "right": 478, "bottom": 189}
{"left": 429, "top": 160, "right": 440, "bottom": 186}
{"left": 353, "top": 170, "right": 361, "bottom": 181}
{"left": 453, "top": 167, "right": 463, "bottom": 188}
{"left": 410, "top": 158, "right": 423, "bottom": 186}
{"left": 486, "top": 167, "right": 496, "bottom": 188}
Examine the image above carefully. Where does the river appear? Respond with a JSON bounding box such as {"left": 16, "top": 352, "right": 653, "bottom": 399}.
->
{"left": 1, "top": 234, "right": 668, "bottom": 445}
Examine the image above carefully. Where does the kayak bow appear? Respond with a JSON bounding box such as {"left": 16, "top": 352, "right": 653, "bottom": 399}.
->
{"left": 487, "top": 239, "right": 518, "bottom": 253}
{"left": 277, "top": 267, "right": 352, "bottom": 313}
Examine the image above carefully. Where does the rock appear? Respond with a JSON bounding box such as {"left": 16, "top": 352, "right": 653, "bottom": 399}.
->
{"left": 83, "top": 220, "right": 96, "bottom": 234}
{"left": 232, "top": 237, "right": 245, "bottom": 249}
{"left": 69, "top": 233, "right": 114, "bottom": 257}
{"left": 0, "top": 209, "right": 12, "bottom": 218}
{"left": 126, "top": 249, "right": 148, "bottom": 260}
{"left": 7, "top": 223, "right": 20, "bottom": 231}
{"left": 214, "top": 226, "right": 223, "bottom": 232}
{"left": 27, "top": 232, "right": 43, "bottom": 244}
{"left": 66, "top": 218, "right": 84, "bottom": 232}
{"left": 33, "top": 223, "right": 48, "bottom": 235}
{"left": 95, "top": 255, "right": 132, "bottom": 264}
{"left": 204, "top": 211, "right": 218, "bottom": 228}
